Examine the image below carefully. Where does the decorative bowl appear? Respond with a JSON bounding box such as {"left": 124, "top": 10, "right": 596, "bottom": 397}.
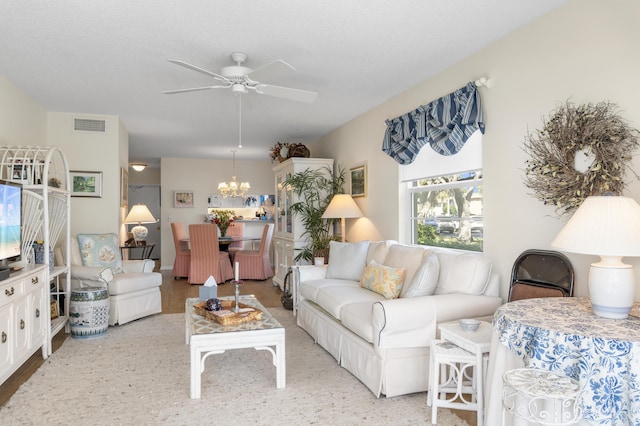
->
{"left": 458, "top": 319, "right": 480, "bottom": 332}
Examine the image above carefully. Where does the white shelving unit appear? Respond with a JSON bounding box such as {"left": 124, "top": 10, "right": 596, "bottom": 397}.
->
{"left": 0, "top": 146, "right": 71, "bottom": 358}
{"left": 272, "top": 158, "right": 334, "bottom": 289}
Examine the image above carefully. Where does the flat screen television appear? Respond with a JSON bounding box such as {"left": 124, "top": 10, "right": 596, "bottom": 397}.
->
{"left": 0, "top": 179, "right": 22, "bottom": 265}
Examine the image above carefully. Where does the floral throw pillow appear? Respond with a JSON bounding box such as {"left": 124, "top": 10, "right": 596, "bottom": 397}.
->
{"left": 359, "top": 260, "right": 406, "bottom": 299}
{"left": 77, "top": 233, "right": 123, "bottom": 273}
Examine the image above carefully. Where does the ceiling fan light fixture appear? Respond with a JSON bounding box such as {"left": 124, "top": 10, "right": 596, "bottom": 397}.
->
{"left": 232, "top": 83, "right": 248, "bottom": 94}
{"left": 131, "top": 163, "right": 147, "bottom": 172}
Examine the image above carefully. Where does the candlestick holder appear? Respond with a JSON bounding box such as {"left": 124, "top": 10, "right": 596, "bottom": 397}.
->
{"left": 231, "top": 279, "right": 243, "bottom": 313}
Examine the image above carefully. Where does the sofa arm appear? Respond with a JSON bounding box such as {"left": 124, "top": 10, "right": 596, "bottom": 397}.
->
{"left": 372, "top": 296, "right": 438, "bottom": 350}
{"left": 291, "top": 265, "right": 328, "bottom": 315}
{"left": 293, "top": 264, "right": 328, "bottom": 282}
{"left": 70, "top": 265, "right": 113, "bottom": 289}
{"left": 122, "top": 259, "right": 155, "bottom": 273}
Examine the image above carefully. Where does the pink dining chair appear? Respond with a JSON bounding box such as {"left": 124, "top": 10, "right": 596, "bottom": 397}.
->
{"left": 225, "top": 222, "right": 245, "bottom": 262}
{"left": 188, "top": 224, "right": 234, "bottom": 284}
{"left": 171, "top": 222, "right": 190, "bottom": 279}
{"left": 235, "top": 223, "right": 274, "bottom": 280}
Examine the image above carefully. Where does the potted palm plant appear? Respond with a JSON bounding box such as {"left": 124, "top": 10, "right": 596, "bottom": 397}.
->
{"left": 283, "top": 165, "right": 345, "bottom": 263}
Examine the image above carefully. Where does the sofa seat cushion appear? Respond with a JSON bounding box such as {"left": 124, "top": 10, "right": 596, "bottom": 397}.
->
{"left": 340, "top": 301, "right": 377, "bottom": 343}
{"left": 299, "top": 278, "right": 356, "bottom": 302}
{"left": 315, "top": 284, "right": 385, "bottom": 320}
{"left": 108, "top": 272, "right": 162, "bottom": 296}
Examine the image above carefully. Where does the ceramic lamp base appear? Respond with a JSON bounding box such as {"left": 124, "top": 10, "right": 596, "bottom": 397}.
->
{"left": 588, "top": 261, "right": 634, "bottom": 319}
{"left": 131, "top": 224, "right": 149, "bottom": 242}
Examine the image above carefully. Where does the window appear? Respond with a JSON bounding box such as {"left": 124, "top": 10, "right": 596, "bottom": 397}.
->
{"left": 399, "top": 130, "right": 483, "bottom": 251}
{"left": 409, "top": 170, "right": 483, "bottom": 252}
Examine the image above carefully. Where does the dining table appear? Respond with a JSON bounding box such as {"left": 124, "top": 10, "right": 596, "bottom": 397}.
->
{"left": 181, "top": 235, "right": 260, "bottom": 251}
{"left": 485, "top": 297, "right": 640, "bottom": 426}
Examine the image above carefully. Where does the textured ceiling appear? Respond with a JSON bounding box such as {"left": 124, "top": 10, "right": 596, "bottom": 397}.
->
{"left": 0, "top": 0, "right": 566, "bottom": 166}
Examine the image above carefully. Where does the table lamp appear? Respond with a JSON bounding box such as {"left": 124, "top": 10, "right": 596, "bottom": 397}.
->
{"left": 551, "top": 195, "right": 640, "bottom": 319}
{"left": 124, "top": 204, "right": 157, "bottom": 244}
{"left": 322, "top": 194, "right": 363, "bottom": 243}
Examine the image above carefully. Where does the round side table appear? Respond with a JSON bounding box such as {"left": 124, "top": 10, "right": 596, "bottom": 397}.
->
{"left": 69, "top": 286, "right": 110, "bottom": 338}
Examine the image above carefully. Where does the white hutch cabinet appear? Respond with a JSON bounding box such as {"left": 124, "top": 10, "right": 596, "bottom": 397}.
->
{"left": 272, "top": 157, "right": 333, "bottom": 289}
{"left": 0, "top": 146, "right": 70, "bottom": 385}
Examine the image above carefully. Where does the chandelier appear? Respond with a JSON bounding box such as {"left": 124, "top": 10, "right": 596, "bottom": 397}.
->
{"left": 218, "top": 150, "right": 250, "bottom": 198}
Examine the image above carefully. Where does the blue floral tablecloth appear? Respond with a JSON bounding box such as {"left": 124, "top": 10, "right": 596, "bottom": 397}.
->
{"left": 494, "top": 297, "right": 640, "bottom": 425}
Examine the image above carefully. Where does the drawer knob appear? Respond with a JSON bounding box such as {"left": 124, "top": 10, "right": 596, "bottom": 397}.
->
{"left": 36, "top": 308, "right": 40, "bottom": 318}
{"left": 4, "top": 287, "right": 14, "bottom": 296}
{"left": 1, "top": 332, "right": 6, "bottom": 343}
{"left": 20, "top": 319, "right": 25, "bottom": 330}
{"left": 31, "top": 276, "right": 39, "bottom": 285}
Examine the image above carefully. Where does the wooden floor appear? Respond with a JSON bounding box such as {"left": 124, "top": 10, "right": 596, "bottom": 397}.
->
{"left": 0, "top": 267, "right": 476, "bottom": 424}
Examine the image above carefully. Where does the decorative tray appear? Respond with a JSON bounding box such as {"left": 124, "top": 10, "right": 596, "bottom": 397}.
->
{"left": 193, "top": 300, "right": 263, "bottom": 326}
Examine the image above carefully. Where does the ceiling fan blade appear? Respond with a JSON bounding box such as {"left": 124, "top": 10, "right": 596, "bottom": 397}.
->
{"left": 162, "top": 85, "right": 229, "bottom": 94}
{"left": 168, "top": 59, "right": 227, "bottom": 82}
{"left": 246, "top": 59, "right": 295, "bottom": 84}
{"left": 256, "top": 84, "right": 318, "bottom": 103}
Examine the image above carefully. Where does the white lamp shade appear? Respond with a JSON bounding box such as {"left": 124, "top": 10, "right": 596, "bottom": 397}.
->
{"left": 551, "top": 195, "right": 640, "bottom": 319}
{"left": 322, "top": 194, "right": 364, "bottom": 219}
{"left": 551, "top": 195, "right": 640, "bottom": 257}
{"left": 124, "top": 204, "right": 156, "bottom": 224}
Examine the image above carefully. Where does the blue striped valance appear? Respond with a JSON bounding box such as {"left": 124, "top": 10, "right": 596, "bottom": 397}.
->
{"left": 382, "top": 82, "right": 485, "bottom": 165}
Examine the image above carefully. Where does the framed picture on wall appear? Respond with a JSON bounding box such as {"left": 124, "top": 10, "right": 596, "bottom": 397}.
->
{"left": 70, "top": 171, "right": 103, "bottom": 197}
{"left": 174, "top": 191, "right": 194, "bottom": 208}
{"left": 120, "top": 168, "right": 128, "bottom": 207}
{"left": 350, "top": 164, "right": 367, "bottom": 198}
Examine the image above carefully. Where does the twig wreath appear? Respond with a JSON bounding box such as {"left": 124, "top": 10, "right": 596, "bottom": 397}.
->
{"left": 523, "top": 101, "right": 639, "bottom": 217}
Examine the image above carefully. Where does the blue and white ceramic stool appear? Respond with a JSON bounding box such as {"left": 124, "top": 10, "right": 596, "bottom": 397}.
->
{"left": 69, "top": 286, "right": 110, "bottom": 338}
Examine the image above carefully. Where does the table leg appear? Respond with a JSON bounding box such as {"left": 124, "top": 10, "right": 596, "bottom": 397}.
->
{"left": 276, "top": 335, "right": 286, "bottom": 389}
{"left": 476, "top": 351, "right": 484, "bottom": 426}
{"left": 190, "top": 346, "right": 201, "bottom": 399}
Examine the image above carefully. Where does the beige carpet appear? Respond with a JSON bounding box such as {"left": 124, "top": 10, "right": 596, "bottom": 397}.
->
{"left": 0, "top": 309, "right": 468, "bottom": 425}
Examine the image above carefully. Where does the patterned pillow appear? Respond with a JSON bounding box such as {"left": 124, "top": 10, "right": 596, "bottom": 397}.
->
{"left": 77, "top": 233, "right": 123, "bottom": 273}
{"left": 359, "top": 260, "right": 406, "bottom": 299}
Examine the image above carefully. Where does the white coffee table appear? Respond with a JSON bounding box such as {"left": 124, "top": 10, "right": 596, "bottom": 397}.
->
{"left": 185, "top": 295, "right": 286, "bottom": 399}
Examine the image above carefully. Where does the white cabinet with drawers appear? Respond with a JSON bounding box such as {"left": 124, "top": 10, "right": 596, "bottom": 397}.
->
{"left": 0, "top": 265, "right": 47, "bottom": 385}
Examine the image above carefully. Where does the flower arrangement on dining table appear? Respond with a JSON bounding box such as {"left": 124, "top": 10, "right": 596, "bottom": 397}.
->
{"left": 210, "top": 209, "right": 235, "bottom": 237}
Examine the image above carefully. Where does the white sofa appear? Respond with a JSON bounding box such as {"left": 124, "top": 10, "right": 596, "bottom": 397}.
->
{"left": 69, "top": 234, "right": 162, "bottom": 326}
{"left": 293, "top": 240, "right": 502, "bottom": 398}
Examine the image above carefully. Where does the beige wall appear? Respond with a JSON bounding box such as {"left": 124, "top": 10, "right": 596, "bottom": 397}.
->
{"left": 129, "top": 167, "right": 161, "bottom": 185}
{"left": 159, "top": 157, "right": 275, "bottom": 269}
{"left": 48, "top": 112, "right": 125, "bottom": 237}
{"left": 312, "top": 0, "right": 640, "bottom": 300}
{"left": 0, "top": 78, "right": 127, "bottom": 249}
{"left": 0, "top": 75, "right": 47, "bottom": 146}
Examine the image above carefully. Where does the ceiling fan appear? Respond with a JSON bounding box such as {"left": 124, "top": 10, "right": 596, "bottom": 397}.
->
{"left": 163, "top": 52, "right": 318, "bottom": 103}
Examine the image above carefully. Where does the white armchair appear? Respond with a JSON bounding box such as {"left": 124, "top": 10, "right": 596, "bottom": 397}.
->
{"left": 70, "top": 234, "right": 162, "bottom": 326}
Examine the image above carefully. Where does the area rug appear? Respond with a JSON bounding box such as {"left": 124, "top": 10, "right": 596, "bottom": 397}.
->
{"left": 0, "top": 309, "right": 468, "bottom": 425}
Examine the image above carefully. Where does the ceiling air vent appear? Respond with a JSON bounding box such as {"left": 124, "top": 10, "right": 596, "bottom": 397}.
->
{"left": 74, "top": 118, "right": 106, "bottom": 133}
